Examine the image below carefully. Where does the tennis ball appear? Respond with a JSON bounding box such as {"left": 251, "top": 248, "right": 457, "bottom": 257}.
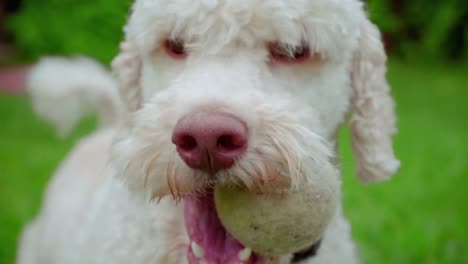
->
{"left": 214, "top": 176, "right": 339, "bottom": 256}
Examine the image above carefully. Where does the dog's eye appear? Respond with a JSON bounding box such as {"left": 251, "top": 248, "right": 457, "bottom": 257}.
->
{"left": 164, "top": 39, "right": 187, "bottom": 59}
{"left": 268, "top": 42, "right": 311, "bottom": 64}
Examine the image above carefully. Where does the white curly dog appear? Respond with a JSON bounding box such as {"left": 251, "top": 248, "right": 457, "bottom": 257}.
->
{"left": 17, "top": 0, "right": 400, "bottom": 263}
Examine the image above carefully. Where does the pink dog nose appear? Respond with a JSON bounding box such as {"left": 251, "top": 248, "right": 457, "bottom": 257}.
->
{"left": 172, "top": 112, "right": 248, "bottom": 174}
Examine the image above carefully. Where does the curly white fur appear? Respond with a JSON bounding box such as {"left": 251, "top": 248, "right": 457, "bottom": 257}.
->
{"left": 18, "top": 1, "right": 399, "bottom": 264}
{"left": 112, "top": 42, "right": 143, "bottom": 112}
{"left": 350, "top": 20, "right": 400, "bottom": 182}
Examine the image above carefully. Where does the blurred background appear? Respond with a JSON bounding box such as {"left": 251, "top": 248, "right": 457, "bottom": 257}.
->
{"left": 0, "top": 0, "right": 467, "bottom": 263}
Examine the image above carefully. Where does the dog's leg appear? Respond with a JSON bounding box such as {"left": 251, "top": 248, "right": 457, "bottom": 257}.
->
{"left": 17, "top": 221, "right": 40, "bottom": 264}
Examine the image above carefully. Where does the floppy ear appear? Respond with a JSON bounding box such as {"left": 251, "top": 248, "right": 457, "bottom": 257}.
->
{"left": 349, "top": 19, "right": 400, "bottom": 183}
{"left": 112, "top": 40, "right": 142, "bottom": 112}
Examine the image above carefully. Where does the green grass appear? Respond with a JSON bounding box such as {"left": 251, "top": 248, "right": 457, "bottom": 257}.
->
{"left": 340, "top": 61, "right": 468, "bottom": 263}
{"left": 0, "top": 60, "right": 467, "bottom": 263}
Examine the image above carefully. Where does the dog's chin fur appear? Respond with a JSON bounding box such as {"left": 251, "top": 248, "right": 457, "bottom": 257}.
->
{"left": 18, "top": 1, "right": 400, "bottom": 264}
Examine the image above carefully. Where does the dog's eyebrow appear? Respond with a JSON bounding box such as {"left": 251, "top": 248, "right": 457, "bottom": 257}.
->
{"left": 291, "top": 239, "right": 322, "bottom": 263}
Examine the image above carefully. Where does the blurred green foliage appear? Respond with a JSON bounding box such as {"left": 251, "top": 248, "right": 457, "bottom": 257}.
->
{"left": 5, "top": 0, "right": 468, "bottom": 63}
{"left": 7, "top": 0, "right": 131, "bottom": 64}
{"left": 366, "top": 0, "right": 467, "bottom": 61}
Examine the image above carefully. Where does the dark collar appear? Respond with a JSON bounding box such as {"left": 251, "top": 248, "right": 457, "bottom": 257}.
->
{"left": 291, "top": 239, "right": 322, "bottom": 263}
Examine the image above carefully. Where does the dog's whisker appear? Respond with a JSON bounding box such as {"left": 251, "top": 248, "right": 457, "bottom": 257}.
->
{"left": 143, "top": 153, "right": 160, "bottom": 188}
{"left": 269, "top": 135, "right": 299, "bottom": 186}
{"left": 166, "top": 160, "right": 178, "bottom": 200}
{"left": 173, "top": 167, "right": 183, "bottom": 196}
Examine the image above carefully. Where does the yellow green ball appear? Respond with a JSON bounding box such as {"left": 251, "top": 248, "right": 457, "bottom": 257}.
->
{"left": 214, "top": 179, "right": 339, "bottom": 256}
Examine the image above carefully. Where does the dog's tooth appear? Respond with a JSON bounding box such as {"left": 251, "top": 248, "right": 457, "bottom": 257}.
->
{"left": 191, "top": 241, "right": 204, "bottom": 258}
{"left": 238, "top": 247, "right": 252, "bottom": 261}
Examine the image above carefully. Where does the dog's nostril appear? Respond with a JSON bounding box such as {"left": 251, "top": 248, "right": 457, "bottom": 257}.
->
{"left": 217, "top": 134, "right": 245, "bottom": 152}
{"left": 178, "top": 135, "right": 198, "bottom": 151}
{"left": 172, "top": 112, "right": 248, "bottom": 173}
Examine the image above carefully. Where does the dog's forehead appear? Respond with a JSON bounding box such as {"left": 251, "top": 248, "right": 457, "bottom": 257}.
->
{"left": 127, "top": 0, "right": 365, "bottom": 60}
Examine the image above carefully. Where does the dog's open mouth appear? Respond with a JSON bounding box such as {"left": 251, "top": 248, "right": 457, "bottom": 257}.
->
{"left": 184, "top": 188, "right": 266, "bottom": 264}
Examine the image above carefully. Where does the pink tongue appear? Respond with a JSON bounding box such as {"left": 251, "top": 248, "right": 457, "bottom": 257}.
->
{"left": 184, "top": 191, "right": 258, "bottom": 264}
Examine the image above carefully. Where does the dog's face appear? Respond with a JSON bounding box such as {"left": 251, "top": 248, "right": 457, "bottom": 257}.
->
{"left": 111, "top": 0, "right": 400, "bottom": 263}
